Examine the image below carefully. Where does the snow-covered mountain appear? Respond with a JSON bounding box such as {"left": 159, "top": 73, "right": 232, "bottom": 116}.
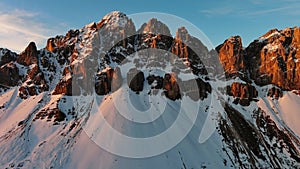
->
{"left": 1, "top": 11, "right": 300, "bottom": 168}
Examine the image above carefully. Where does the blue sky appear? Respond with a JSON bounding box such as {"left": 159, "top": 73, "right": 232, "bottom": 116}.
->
{"left": 0, "top": 0, "right": 299, "bottom": 52}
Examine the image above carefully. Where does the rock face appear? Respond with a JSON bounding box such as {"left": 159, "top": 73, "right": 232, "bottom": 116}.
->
{"left": 46, "top": 29, "right": 79, "bottom": 53}
{"left": 227, "top": 82, "right": 258, "bottom": 106}
{"left": 46, "top": 29, "right": 78, "bottom": 65}
{"left": 216, "top": 36, "right": 246, "bottom": 77}
{"left": 172, "top": 27, "right": 190, "bottom": 59}
{"left": 163, "top": 73, "right": 181, "bottom": 100}
{"left": 135, "top": 18, "right": 173, "bottom": 68}
{"left": 181, "top": 78, "right": 211, "bottom": 101}
{"left": 17, "top": 42, "right": 38, "bottom": 66}
{"left": 220, "top": 104, "right": 300, "bottom": 168}
{"left": 127, "top": 68, "right": 145, "bottom": 92}
{"left": 267, "top": 87, "right": 283, "bottom": 99}
{"left": 0, "top": 48, "right": 17, "bottom": 66}
{"left": 218, "top": 27, "right": 300, "bottom": 90}
{"left": 95, "top": 67, "right": 123, "bottom": 95}
{"left": 0, "top": 43, "right": 51, "bottom": 97}
{"left": 27, "top": 65, "right": 48, "bottom": 87}
{"left": 171, "top": 27, "right": 209, "bottom": 75}
{"left": 146, "top": 75, "right": 164, "bottom": 89}
{"left": 99, "top": 11, "right": 136, "bottom": 64}
{"left": 146, "top": 74, "right": 211, "bottom": 101}
{"left": 19, "top": 65, "right": 49, "bottom": 99}
{"left": 0, "top": 62, "right": 19, "bottom": 87}
{"left": 35, "top": 107, "right": 66, "bottom": 123}
{"left": 95, "top": 68, "right": 114, "bottom": 95}
{"left": 53, "top": 78, "right": 73, "bottom": 96}
{"left": 138, "top": 18, "right": 171, "bottom": 38}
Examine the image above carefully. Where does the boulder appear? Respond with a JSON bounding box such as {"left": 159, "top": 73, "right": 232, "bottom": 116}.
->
{"left": 127, "top": 68, "right": 144, "bottom": 92}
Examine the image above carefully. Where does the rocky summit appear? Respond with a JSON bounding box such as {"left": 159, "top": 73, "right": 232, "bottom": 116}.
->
{"left": 0, "top": 11, "right": 300, "bottom": 169}
{"left": 217, "top": 27, "right": 300, "bottom": 90}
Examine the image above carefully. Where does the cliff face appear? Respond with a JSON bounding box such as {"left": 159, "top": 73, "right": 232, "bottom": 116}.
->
{"left": 218, "top": 27, "right": 300, "bottom": 90}
{"left": 171, "top": 27, "right": 210, "bottom": 75}
{"left": 226, "top": 82, "right": 258, "bottom": 106}
{"left": 17, "top": 42, "right": 38, "bottom": 66}
{"left": 216, "top": 36, "right": 246, "bottom": 76}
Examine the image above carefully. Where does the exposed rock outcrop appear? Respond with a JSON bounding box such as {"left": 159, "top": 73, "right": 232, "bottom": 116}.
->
{"left": 216, "top": 36, "right": 246, "bottom": 77}
{"left": 19, "top": 64, "right": 49, "bottom": 99}
{"left": 146, "top": 75, "right": 164, "bottom": 89}
{"left": 171, "top": 27, "right": 209, "bottom": 75}
{"left": 95, "top": 69, "right": 113, "bottom": 95}
{"left": 219, "top": 105, "right": 300, "bottom": 168}
{"left": 0, "top": 48, "right": 17, "bottom": 66}
{"left": 127, "top": 68, "right": 144, "bottom": 93}
{"left": 227, "top": 82, "right": 258, "bottom": 106}
{"left": 0, "top": 62, "right": 19, "bottom": 87}
{"left": 267, "top": 87, "right": 283, "bottom": 99}
{"left": 46, "top": 29, "right": 79, "bottom": 53}
{"left": 53, "top": 78, "right": 73, "bottom": 96}
{"left": 17, "top": 42, "right": 38, "bottom": 66}
{"left": 95, "top": 67, "right": 123, "bottom": 95}
{"left": 2, "top": 11, "right": 300, "bottom": 169}
{"left": 99, "top": 11, "right": 136, "bottom": 64}
{"left": 136, "top": 18, "right": 173, "bottom": 60}
{"left": 35, "top": 108, "right": 66, "bottom": 123}
{"left": 218, "top": 27, "right": 300, "bottom": 91}
{"left": 138, "top": 18, "right": 171, "bottom": 37}
{"left": 181, "top": 78, "right": 211, "bottom": 101}
{"left": 46, "top": 29, "right": 78, "bottom": 65}
{"left": 146, "top": 74, "right": 211, "bottom": 101}
{"left": 163, "top": 73, "right": 181, "bottom": 100}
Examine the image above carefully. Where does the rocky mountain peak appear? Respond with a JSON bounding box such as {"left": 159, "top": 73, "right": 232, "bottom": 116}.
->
{"left": 260, "top": 28, "right": 280, "bottom": 40}
{"left": 101, "top": 11, "right": 127, "bottom": 22}
{"left": 291, "top": 26, "right": 300, "bottom": 46}
{"left": 0, "top": 48, "right": 17, "bottom": 66}
{"left": 175, "top": 27, "right": 189, "bottom": 42}
{"left": 246, "top": 26, "right": 300, "bottom": 89}
{"left": 95, "top": 11, "right": 136, "bottom": 57}
{"left": 216, "top": 35, "right": 246, "bottom": 76}
{"left": 217, "top": 26, "right": 300, "bottom": 90}
{"left": 138, "top": 18, "right": 171, "bottom": 36}
{"left": 17, "top": 42, "right": 38, "bottom": 66}
{"left": 97, "top": 11, "right": 135, "bottom": 33}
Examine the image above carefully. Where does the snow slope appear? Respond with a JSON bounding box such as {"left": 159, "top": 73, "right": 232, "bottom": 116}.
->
{"left": 258, "top": 91, "right": 300, "bottom": 138}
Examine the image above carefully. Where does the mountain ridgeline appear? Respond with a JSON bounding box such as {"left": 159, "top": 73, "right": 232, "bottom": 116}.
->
{"left": 0, "top": 11, "right": 300, "bottom": 168}
{"left": 217, "top": 27, "right": 300, "bottom": 90}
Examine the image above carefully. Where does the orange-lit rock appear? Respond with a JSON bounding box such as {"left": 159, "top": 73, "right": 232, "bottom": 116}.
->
{"left": 217, "top": 36, "right": 246, "bottom": 75}
{"left": 17, "top": 42, "right": 38, "bottom": 66}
